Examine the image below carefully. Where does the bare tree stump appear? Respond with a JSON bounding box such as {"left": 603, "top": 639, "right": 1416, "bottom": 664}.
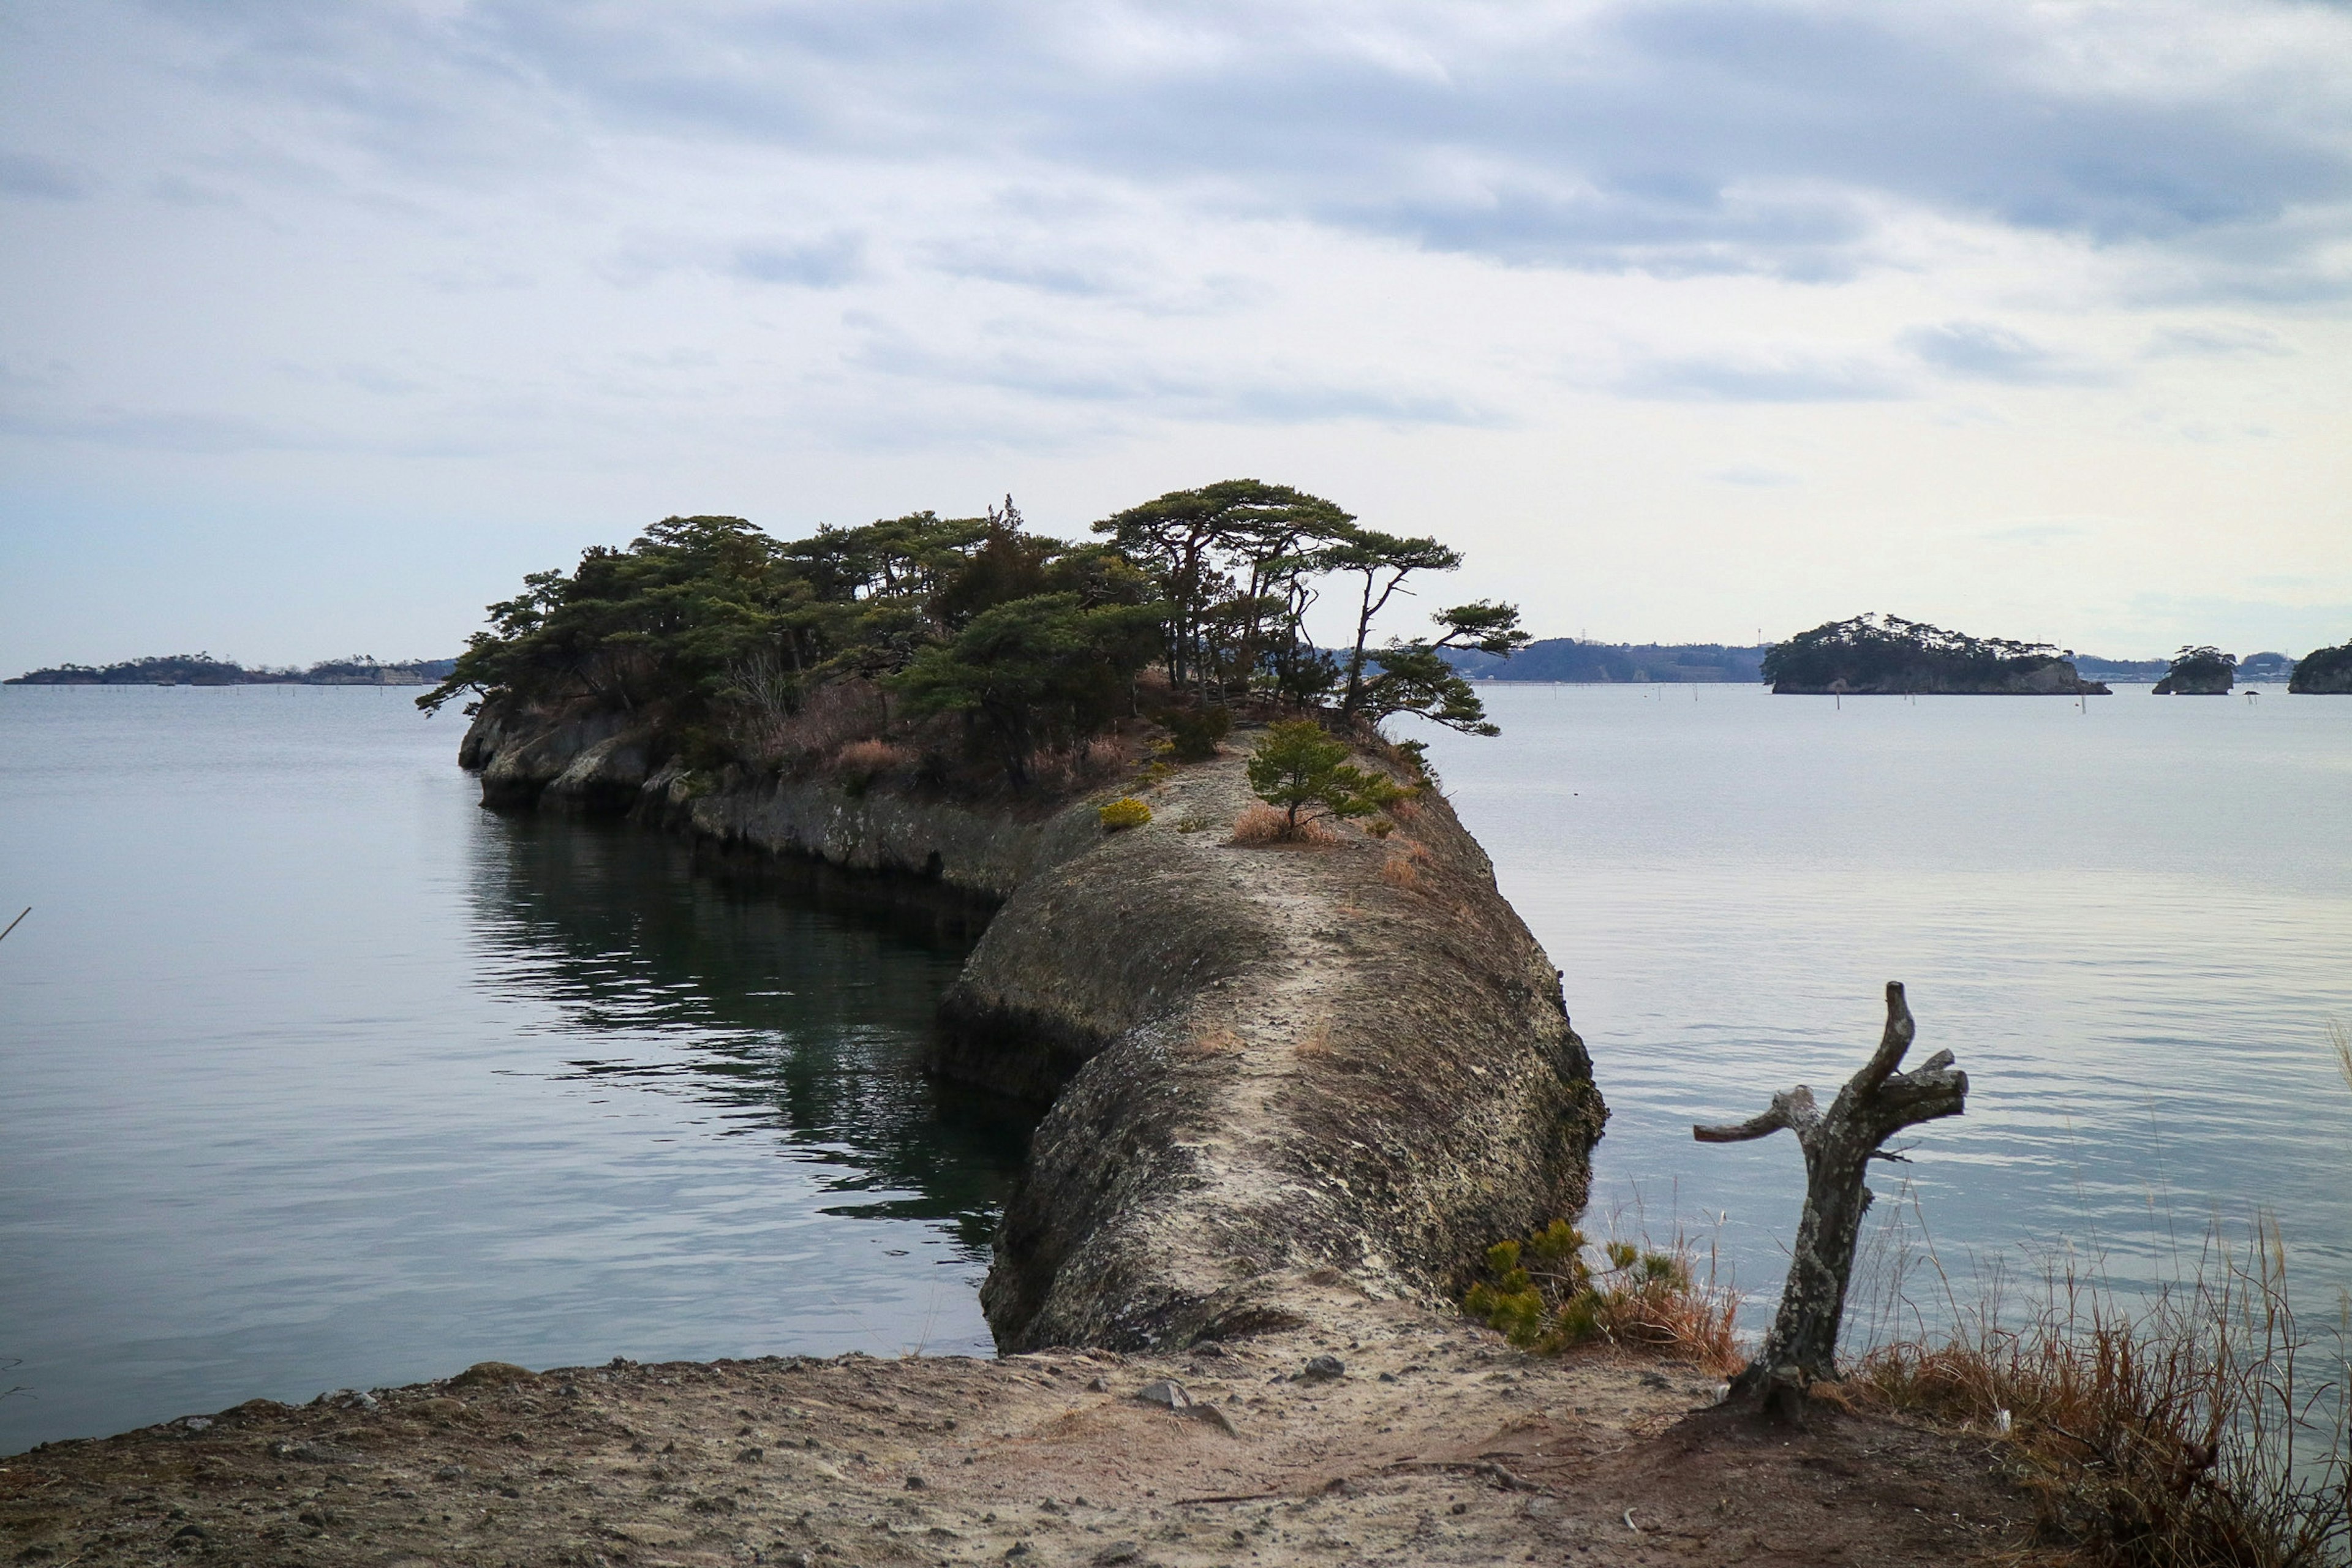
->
{"left": 1695, "top": 981, "right": 1966, "bottom": 1419}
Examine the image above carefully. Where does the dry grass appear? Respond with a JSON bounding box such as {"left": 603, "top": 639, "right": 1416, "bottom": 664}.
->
{"left": 831, "top": 737, "right": 914, "bottom": 777}
{"left": 1024, "top": 737, "right": 1133, "bottom": 796}
{"left": 1844, "top": 1219, "right": 2350, "bottom": 1567}
{"left": 1174, "top": 1026, "right": 1245, "bottom": 1061}
{"left": 760, "top": 677, "right": 887, "bottom": 764}
{"left": 1379, "top": 854, "right": 1427, "bottom": 892}
{"left": 2328, "top": 1018, "right": 2352, "bottom": 1099}
{"left": 1231, "top": 803, "right": 1338, "bottom": 845}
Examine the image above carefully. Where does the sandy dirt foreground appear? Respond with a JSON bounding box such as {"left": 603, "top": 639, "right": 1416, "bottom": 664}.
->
{"left": 4, "top": 1293, "right": 2035, "bottom": 1568}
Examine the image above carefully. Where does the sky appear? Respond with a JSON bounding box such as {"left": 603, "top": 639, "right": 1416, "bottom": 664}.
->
{"left": 3, "top": 0, "right": 2350, "bottom": 673}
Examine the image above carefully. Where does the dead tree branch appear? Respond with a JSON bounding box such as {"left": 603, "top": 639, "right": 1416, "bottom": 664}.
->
{"left": 1695, "top": 981, "right": 1966, "bottom": 1415}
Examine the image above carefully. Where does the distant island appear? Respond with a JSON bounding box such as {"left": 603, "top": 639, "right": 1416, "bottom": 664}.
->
{"left": 2290, "top": 638, "right": 2352, "bottom": 693}
{"left": 6, "top": 653, "right": 457, "bottom": 687}
{"left": 2152, "top": 645, "right": 2234, "bottom": 695}
{"left": 1763, "top": 614, "right": 2108, "bottom": 695}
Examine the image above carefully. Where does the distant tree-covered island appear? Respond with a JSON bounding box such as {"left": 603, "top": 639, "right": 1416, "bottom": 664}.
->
{"left": 1762, "top": 614, "right": 2108, "bottom": 695}
{"left": 421, "top": 483, "right": 1526, "bottom": 795}
{"left": 6, "top": 653, "right": 457, "bottom": 686}
{"left": 2151, "top": 645, "right": 2235, "bottom": 695}
{"left": 2289, "top": 638, "right": 2352, "bottom": 693}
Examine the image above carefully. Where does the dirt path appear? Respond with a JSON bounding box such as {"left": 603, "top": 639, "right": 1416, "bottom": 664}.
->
{"left": 2, "top": 1295, "right": 2035, "bottom": 1567}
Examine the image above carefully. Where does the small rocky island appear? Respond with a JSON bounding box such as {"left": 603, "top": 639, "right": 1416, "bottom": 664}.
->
{"left": 2290, "top": 638, "right": 2352, "bottom": 693}
{"left": 2151, "top": 645, "right": 2235, "bottom": 695}
{"left": 1764, "top": 613, "right": 2108, "bottom": 695}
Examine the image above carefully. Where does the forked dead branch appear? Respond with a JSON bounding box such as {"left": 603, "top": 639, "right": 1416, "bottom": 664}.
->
{"left": 1695, "top": 980, "right": 1968, "bottom": 1416}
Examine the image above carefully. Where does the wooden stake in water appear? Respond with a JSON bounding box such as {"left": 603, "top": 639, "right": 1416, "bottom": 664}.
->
{"left": 0, "top": 907, "right": 28, "bottom": 944}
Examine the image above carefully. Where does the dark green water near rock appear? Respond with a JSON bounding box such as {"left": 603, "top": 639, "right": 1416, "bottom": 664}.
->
{"left": 0, "top": 686, "right": 1033, "bottom": 1453}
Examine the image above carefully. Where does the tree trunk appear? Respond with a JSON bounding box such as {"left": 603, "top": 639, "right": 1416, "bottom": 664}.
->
{"left": 1694, "top": 981, "right": 1967, "bottom": 1419}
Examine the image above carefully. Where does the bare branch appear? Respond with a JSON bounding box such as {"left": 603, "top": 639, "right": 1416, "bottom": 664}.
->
{"left": 1847, "top": 980, "right": 1917, "bottom": 1098}
{"left": 1693, "top": 1086, "right": 1820, "bottom": 1144}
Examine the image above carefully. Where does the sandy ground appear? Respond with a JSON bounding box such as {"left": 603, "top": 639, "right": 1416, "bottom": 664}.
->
{"left": 3, "top": 1293, "right": 2037, "bottom": 1568}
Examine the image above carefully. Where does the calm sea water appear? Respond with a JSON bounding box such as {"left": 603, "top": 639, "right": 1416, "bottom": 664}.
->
{"left": 4, "top": 682, "right": 2348, "bottom": 1452}
{"left": 0, "top": 686, "right": 1029, "bottom": 1453}
{"left": 1413, "top": 682, "right": 2352, "bottom": 1340}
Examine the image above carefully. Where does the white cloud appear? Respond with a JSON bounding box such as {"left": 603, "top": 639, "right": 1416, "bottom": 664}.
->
{"left": 0, "top": 0, "right": 2348, "bottom": 669}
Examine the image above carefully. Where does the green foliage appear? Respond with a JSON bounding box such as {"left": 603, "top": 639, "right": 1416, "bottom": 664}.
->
{"left": 1244, "top": 720, "right": 1410, "bottom": 835}
{"left": 2167, "top": 645, "right": 2236, "bottom": 681}
{"left": 1357, "top": 644, "right": 1498, "bottom": 735}
{"left": 892, "top": 594, "right": 1163, "bottom": 786}
{"left": 1461, "top": 1221, "right": 1709, "bottom": 1357}
{"left": 415, "top": 480, "right": 1525, "bottom": 794}
{"left": 1464, "top": 1223, "right": 1593, "bottom": 1349}
{"left": 2290, "top": 638, "right": 2352, "bottom": 693}
{"left": 1324, "top": 529, "right": 1463, "bottom": 717}
{"left": 1098, "top": 797, "right": 1153, "bottom": 831}
{"left": 1432, "top": 600, "right": 1533, "bottom": 658}
{"left": 1093, "top": 479, "right": 1357, "bottom": 702}
{"left": 1158, "top": 704, "right": 1232, "bottom": 761}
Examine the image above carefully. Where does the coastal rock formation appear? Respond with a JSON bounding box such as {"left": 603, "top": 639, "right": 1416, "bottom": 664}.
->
{"left": 458, "top": 701, "right": 1605, "bottom": 1352}
{"left": 953, "top": 753, "right": 1602, "bottom": 1351}
{"left": 2289, "top": 640, "right": 2352, "bottom": 693}
{"left": 1765, "top": 613, "right": 2108, "bottom": 695}
{"left": 2152, "top": 646, "right": 2236, "bottom": 695}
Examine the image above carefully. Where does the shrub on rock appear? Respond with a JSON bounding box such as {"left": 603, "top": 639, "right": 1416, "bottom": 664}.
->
{"left": 1243, "top": 720, "right": 1409, "bottom": 840}
{"left": 1098, "top": 797, "right": 1152, "bottom": 831}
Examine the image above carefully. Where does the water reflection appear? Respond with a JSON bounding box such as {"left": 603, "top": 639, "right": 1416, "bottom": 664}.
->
{"left": 464, "top": 813, "right": 1035, "bottom": 1257}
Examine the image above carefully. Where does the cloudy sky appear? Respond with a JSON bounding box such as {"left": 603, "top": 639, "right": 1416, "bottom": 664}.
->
{"left": 4, "top": 0, "right": 2350, "bottom": 671}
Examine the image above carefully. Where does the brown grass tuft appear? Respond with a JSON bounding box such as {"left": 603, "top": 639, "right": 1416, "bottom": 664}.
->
{"left": 832, "top": 737, "right": 913, "bottom": 777}
{"left": 1231, "top": 804, "right": 1338, "bottom": 845}
{"left": 766, "top": 678, "right": 886, "bottom": 763}
{"left": 1175, "top": 1027, "right": 1245, "bottom": 1061}
{"left": 1379, "top": 855, "right": 1424, "bottom": 892}
{"left": 1844, "top": 1218, "right": 2350, "bottom": 1567}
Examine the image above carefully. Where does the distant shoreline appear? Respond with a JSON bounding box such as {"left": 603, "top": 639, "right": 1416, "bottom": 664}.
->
{"left": 6, "top": 654, "right": 456, "bottom": 687}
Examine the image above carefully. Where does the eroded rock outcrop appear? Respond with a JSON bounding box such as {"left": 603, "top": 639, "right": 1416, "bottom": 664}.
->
{"left": 954, "top": 758, "right": 1603, "bottom": 1351}
{"left": 457, "top": 703, "right": 1605, "bottom": 1352}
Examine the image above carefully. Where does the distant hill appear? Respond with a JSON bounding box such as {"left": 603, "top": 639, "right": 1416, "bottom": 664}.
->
{"left": 2069, "top": 655, "right": 2170, "bottom": 682}
{"left": 2071, "top": 650, "right": 2293, "bottom": 684}
{"left": 7, "top": 654, "right": 458, "bottom": 687}
{"left": 1441, "top": 638, "right": 1766, "bottom": 684}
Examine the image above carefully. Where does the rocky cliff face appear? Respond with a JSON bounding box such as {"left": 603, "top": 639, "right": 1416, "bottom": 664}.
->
{"left": 457, "top": 702, "right": 1605, "bottom": 1352}
{"left": 954, "top": 760, "right": 1602, "bottom": 1351}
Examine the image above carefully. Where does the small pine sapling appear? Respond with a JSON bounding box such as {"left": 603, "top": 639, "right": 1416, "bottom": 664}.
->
{"left": 1243, "top": 720, "right": 1411, "bottom": 840}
